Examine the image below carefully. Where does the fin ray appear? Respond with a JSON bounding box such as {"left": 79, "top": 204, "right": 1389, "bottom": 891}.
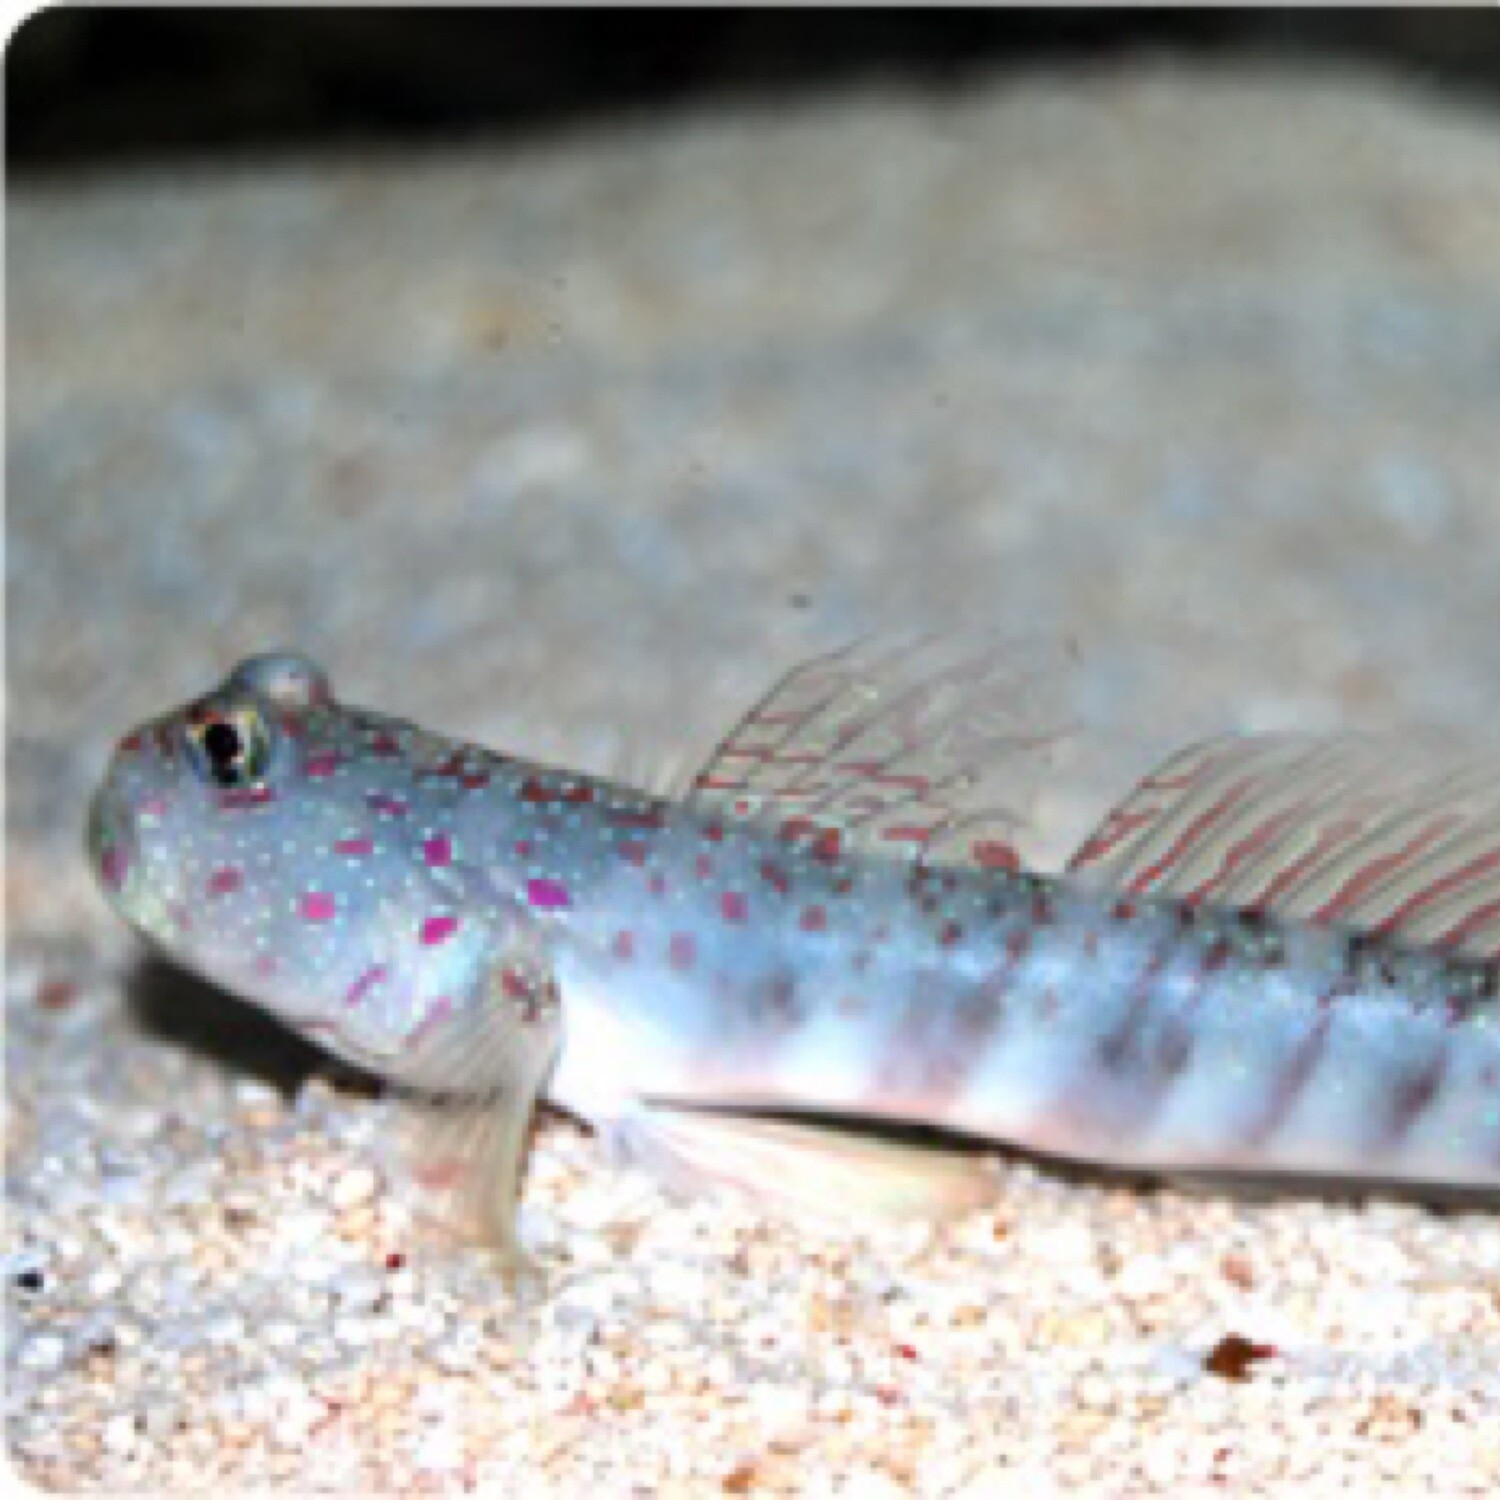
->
{"left": 375, "top": 919, "right": 562, "bottom": 1275}
{"left": 1068, "top": 730, "right": 1500, "bottom": 960}
{"left": 617, "top": 1105, "right": 999, "bottom": 1223}
{"left": 687, "top": 632, "right": 1076, "bottom": 873}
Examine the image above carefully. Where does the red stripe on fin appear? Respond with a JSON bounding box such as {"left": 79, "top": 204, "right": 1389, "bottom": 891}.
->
{"left": 1068, "top": 730, "right": 1500, "bottom": 961}
{"left": 685, "top": 633, "right": 1073, "bottom": 870}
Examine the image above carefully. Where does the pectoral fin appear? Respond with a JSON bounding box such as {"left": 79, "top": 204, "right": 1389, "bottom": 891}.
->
{"left": 377, "top": 931, "right": 562, "bottom": 1282}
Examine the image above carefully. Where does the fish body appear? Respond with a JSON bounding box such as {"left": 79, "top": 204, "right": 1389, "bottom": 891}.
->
{"left": 88, "top": 646, "right": 1500, "bottom": 1245}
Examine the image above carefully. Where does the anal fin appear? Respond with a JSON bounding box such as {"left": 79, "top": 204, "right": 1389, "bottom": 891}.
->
{"left": 616, "top": 1104, "right": 1000, "bottom": 1224}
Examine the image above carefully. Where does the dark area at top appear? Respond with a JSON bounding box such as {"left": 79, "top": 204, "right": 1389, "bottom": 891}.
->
{"left": 9, "top": 10, "right": 1499, "bottom": 173}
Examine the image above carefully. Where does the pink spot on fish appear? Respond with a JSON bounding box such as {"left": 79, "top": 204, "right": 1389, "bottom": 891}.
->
{"left": 100, "top": 846, "right": 130, "bottom": 891}
{"left": 609, "top": 807, "right": 667, "bottom": 831}
{"left": 335, "top": 836, "right": 374, "bottom": 857}
{"left": 669, "top": 933, "right": 697, "bottom": 971}
{"left": 207, "top": 867, "right": 243, "bottom": 896}
{"left": 371, "top": 734, "right": 402, "bottom": 758}
{"left": 420, "top": 915, "right": 459, "bottom": 946}
{"left": 971, "top": 839, "right": 1020, "bottom": 871}
{"left": 219, "top": 786, "right": 275, "bottom": 810}
{"left": 460, "top": 771, "right": 491, "bottom": 790}
{"left": 612, "top": 930, "right": 635, "bottom": 960}
{"left": 423, "top": 835, "right": 452, "bottom": 868}
{"left": 367, "top": 793, "right": 408, "bottom": 817}
{"left": 346, "top": 965, "right": 388, "bottom": 1007}
{"left": 139, "top": 795, "right": 169, "bottom": 820}
{"left": 721, "top": 892, "right": 748, "bottom": 922}
{"left": 881, "top": 824, "right": 933, "bottom": 846}
{"left": 800, "top": 905, "right": 828, "bottom": 933}
{"left": 301, "top": 892, "right": 336, "bottom": 922}
{"left": 812, "top": 829, "right": 842, "bottom": 863}
{"left": 254, "top": 955, "right": 280, "bottom": 979}
{"left": 527, "top": 878, "right": 571, "bottom": 911}
{"left": 500, "top": 968, "right": 532, "bottom": 999}
{"left": 304, "top": 753, "right": 342, "bottom": 778}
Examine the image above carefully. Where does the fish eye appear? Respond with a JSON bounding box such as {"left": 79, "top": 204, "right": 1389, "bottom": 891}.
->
{"left": 185, "top": 703, "right": 271, "bottom": 789}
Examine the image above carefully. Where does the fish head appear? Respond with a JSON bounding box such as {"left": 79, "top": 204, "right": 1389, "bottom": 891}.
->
{"left": 87, "top": 651, "right": 500, "bottom": 1078}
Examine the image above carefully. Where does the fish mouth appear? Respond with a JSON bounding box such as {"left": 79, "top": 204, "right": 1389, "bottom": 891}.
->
{"left": 87, "top": 783, "right": 138, "bottom": 906}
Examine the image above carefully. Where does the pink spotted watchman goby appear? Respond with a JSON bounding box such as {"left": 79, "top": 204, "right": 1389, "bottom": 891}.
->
{"left": 88, "top": 642, "right": 1500, "bottom": 1257}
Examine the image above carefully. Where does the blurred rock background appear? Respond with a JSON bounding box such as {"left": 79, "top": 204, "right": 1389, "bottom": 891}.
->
{"left": 10, "top": 11, "right": 1500, "bottom": 165}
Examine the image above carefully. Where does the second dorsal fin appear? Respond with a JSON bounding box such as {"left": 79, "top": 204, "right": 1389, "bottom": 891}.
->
{"left": 1067, "top": 730, "right": 1500, "bottom": 961}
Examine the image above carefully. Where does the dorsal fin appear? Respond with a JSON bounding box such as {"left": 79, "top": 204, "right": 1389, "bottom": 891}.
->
{"left": 686, "top": 633, "right": 1075, "bottom": 872}
{"left": 1067, "top": 730, "right": 1500, "bottom": 961}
